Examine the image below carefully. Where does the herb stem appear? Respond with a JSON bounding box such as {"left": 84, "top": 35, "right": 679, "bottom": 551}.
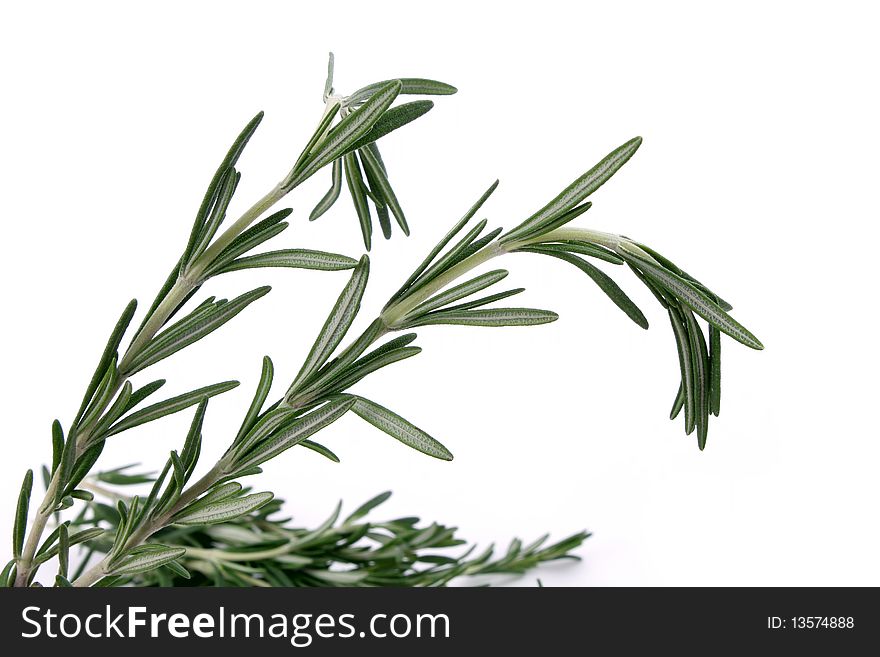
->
{"left": 72, "top": 463, "right": 225, "bottom": 587}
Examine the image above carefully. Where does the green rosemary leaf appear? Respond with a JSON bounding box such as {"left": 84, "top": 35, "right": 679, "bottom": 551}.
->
{"left": 439, "top": 288, "right": 526, "bottom": 312}
{"left": 123, "top": 379, "right": 167, "bottom": 414}
{"left": 668, "top": 307, "right": 695, "bottom": 434}
{"left": 633, "top": 242, "right": 734, "bottom": 311}
{"left": 190, "top": 168, "right": 240, "bottom": 265}
{"left": 126, "top": 287, "right": 270, "bottom": 374}
{"left": 181, "top": 111, "right": 264, "bottom": 266}
{"left": 291, "top": 102, "right": 342, "bottom": 174}
{"left": 501, "top": 136, "right": 642, "bottom": 243}
{"left": 174, "top": 492, "right": 274, "bottom": 526}
{"left": 215, "top": 249, "right": 358, "bottom": 274}
{"left": 202, "top": 208, "right": 292, "bottom": 276}
{"left": 508, "top": 202, "right": 593, "bottom": 244}
{"left": 359, "top": 149, "right": 393, "bottom": 239}
{"left": 75, "top": 299, "right": 137, "bottom": 425}
{"left": 685, "top": 310, "right": 711, "bottom": 450}
{"left": 359, "top": 144, "right": 409, "bottom": 235}
{"left": 670, "top": 383, "right": 685, "bottom": 420}
{"left": 348, "top": 79, "right": 456, "bottom": 104}
{"left": 180, "top": 399, "right": 207, "bottom": 476}
{"left": 163, "top": 559, "right": 192, "bottom": 580}
{"left": 96, "top": 467, "right": 155, "bottom": 486}
{"left": 628, "top": 263, "right": 670, "bottom": 308}
{"left": 233, "top": 356, "right": 274, "bottom": 447}
{"left": 344, "top": 152, "right": 373, "bottom": 250}
{"left": 233, "top": 397, "right": 356, "bottom": 472}
{"left": 109, "top": 545, "right": 187, "bottom": 577}
{"left": 78, "top": 357, "right": 119, "bottom": 430}
{"left": 523, "top": 249, "right": 648, "bottom": 329}
{"left": 13, "top": 469, "right": 33, "bottom": 558}
{"left": 51, "top": 420, "right": 64, "bottom": 474}
{"left": 193, "top": 483, "right": 243, "bottom": 510}
{"left": 345, "top": 100, "right": 436, "bottom": 155}
{"left": 385, "top": 180, "right": 499, "bottom": 309}
{"left": 454, "top": 227, "right": 503, "bottom": 263}
{"left": 619, "top": 243, "right": 763, "bottom": 349}
{"left": 709, "top": 327, "right": 721, "bottom": 416}
{"left": 406, "top": 307, "right": 559, "bottom": 328}
{"left": 298, "top": 440, "right": 340, "bottom": 463}
{"left": 289, "top": 80, "right": 402, "bottom": 187}
{"left": 309, "top": 159, "right": 343, "bottom": 221}
{"left": 529, "top": 241, "right": 624, "bottom": 265}
{"left": 287, "top": 256, "right": 370, "bottom": 396}
{"left": 107, "top": 381, "right": 239, "bottom": 436}
{"left": 91, "top": 381, "right": 133, "bottom": 438}
{"left": 33, "top": 528, "right": 105, "bottom": 566}
{"left": 57, "top": 524, "right": 69, "bottom": 579}
{"left": 230, "top": 408, "right": 301, "bottom": 460}
{"left": 404, "top": 219, "right": 489, "bottom": 297}
{"left": 407, "top": 269, "right": 509, "bottom": 318}
{"left": 349, "top": 396, "right": 453, "bottom": 461}
{"left": 345, "top": 491, "right": 392, "bottom": 523}
{"left": 1, "top": 560, "right": 17, "bottom": 587}
{"left": 323, "top": 347, "right": 422, "bottom": 396}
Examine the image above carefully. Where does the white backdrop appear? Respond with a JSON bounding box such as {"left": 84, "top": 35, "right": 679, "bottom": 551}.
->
{"left": 1, "top": 1, "right": 877, "bottom": 586}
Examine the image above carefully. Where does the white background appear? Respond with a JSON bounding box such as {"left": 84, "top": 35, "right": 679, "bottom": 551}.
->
{"left": 1, "top": 1, "right": 877, "bottom": 586}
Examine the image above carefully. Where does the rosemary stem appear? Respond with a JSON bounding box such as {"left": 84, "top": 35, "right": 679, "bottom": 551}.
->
{"left": 72, "top": 463, "right": 225, "bottom": 587}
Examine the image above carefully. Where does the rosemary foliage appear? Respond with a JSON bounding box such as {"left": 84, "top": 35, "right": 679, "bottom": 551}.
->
{"left": 5, "top": 55, "right": 762, "bottom": 588}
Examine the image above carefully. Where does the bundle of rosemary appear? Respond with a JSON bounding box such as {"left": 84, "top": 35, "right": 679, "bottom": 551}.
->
{"left": 5, "top": 55, "right": 761, "bottom": 587}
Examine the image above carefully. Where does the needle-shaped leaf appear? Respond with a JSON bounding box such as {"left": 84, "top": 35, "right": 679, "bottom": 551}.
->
{"left": 709, "top": 327, "right": 721, "bottom": 416}
{"left": 123, "top": 379, "right": 166, "bottom": 414}
{"left": 348, "top": 79, "right": 456, "bottom": 105}
{"left": 345, "top": 100, "right": 436, "bottom": 155}
{"left": 78, "top": 356, "right": 119, "bottom": 431}
{"left": 619, "top": 243, "right": 763, "bottom": 349}
{"left": 13, "top": 469, "right": 33, "bottom": 558}
{"left": 126, "top": 287, "right": 271, "bottom": 374}
{"left": 202, "top": 209, "right": 292, "bottom": 276}
{"left": 359, "top": 144, "right": 409, "bottom": 235}
{"left": 406, "top": 308, "right": 559, "bottom": 328}
{"left": 181, "top": 111, "right": 264, "bottom": 266}
{"left": 345, "top": 491, "right": 392, "bottom": 523}
{"left": 234, "top": 397, "right": 356, "bottom": 472}
{"left": 215, "top": 249, "right": 357, "bottom": 274}
{"left": 385, "top": 180, "right": 499, "bottom": 309}
{"left": 528, "top": 241, "right": 624, "bottom": 265}
{"left": 668, "top": 307, "right": 695, "bottom": 434}
{"left": 405, "top": 219, "right": 489, "bottom": 296}
{"left": 234, "top": 356, "right": 274, "bottom": 447}
{"left": 33, "top": 528, "right": 105, "bottom": 566}
{"left": 407, "top": 270, "right": 509, "bottom": 318}
{"left": 57, "top": 524, "right": 69, "bottom": 579}
{"left": 174, "top": 492, "right": 274, "bottom": 526}
{"left": 109, "top": 545, "right": 187, "bottom": 577}
{"left": 75, "top": 299, "right": 137, "bottom": 425}
{"left": 323, "top": 347, "right": 422, "bottom": 396}
{"left": 107, "top": 381, "right": 239, "bottom": 437}
{"left": 344, "top": 152, "right": 373, "bottom": 250}
{"left": 501, "top": 137, "right": 642, "bottom": 243}
{"left": 299, "top": 440, "right": 340, "bottom": 463}
{"left": 439, "top": 288, "right": 526, "bottom": 313}
{"left": 507, "top": 201, "right": 593, "bottom": 244}
{"left": 309, "top": 159, "right": 343, "bottom": 221}
{"left": 349, "top": 396, "right": 452, "bottom": 461}
{"left": 51, "top": 420, "right": 64, "bottom": 474}
{"left": 287, "top": 256, "right": 370, "bottom": 396}
{"left": 289, "top": 80, "right": 402, "bottom": 187}
{"left": 522, "top": 249, "right": 648, "bottom": 329}
{"left": 685, "top": 309, "right": 711, "bottom": 449}
{"left": 91, "top": 381, "right": 134, "bottom": 438}
{"left": 670, "top": 383, "right": 685, "bottom": 420}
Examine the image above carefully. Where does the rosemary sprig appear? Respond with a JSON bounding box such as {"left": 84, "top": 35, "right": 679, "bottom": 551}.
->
{"left": 5, "top": 56, "right": 762, "bottom": 588}
{"left": 65, "top": 484, "right": 586, "bottom": 587}
{"left": 7, "top": 56, "right": 453, "bottom": 588}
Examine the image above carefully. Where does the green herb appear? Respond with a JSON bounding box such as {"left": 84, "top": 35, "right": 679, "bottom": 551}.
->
{"left": 4, "top": 55, "right": 761, "bottom": 588}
